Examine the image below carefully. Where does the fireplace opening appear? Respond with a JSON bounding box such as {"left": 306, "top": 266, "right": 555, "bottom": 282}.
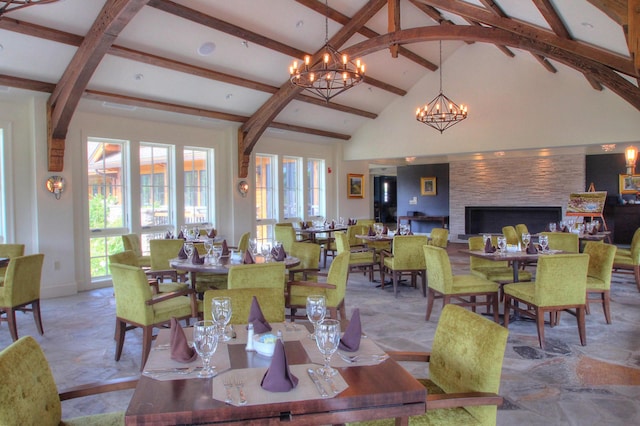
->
{"left": 465, "top": 206, "right": 562, "bottom": 235}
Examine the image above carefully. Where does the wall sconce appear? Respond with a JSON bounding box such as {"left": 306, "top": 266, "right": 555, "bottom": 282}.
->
{"left": 626, "top": 146, "right": 638, "bottom": 175}
{"left": 237, "top": 180, "right": 249, "bottom": 197}
{"left": 46, "top": 176, "right": 65, "bottom": 200}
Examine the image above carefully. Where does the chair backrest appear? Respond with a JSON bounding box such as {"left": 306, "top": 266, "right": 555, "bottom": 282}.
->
{"left": 583, "top": 242, "right": 617, "bottom": 288}
{"left": 334, "top": 231, "right": 350, "bottom": 253}
{"left": 429, "top": 228, "right": 449, "bottom": 248}
{"left": 540, "top": 232, "right": 579, "bottom": 253}
{"left": 468, "top": 237, "right": 508, "bottom": 268}
{"left": 515, "top": 224, "right": 529, "bottom": 239}
{"left": 275, "top": 226, "right": 296, "bottom": 253}
{"left": 423, "top": 245, "right": 453, "bottom": 294}
{"left": 2, "top": 254, "right": 44, "bottom": 307}
{"left": 325, "top": 251, "right": 350, "bottom": 308}
{"left": 0, "top": 243, "right": 25, "bottom": 282}
{"left": 356, "top": 219, "right": 375, "bottom": 227}
{"left": 227, "top": 262, "right": 286, "bottom": 290}
{"left": 0, "top": 335, "right": 62, "bottom": 426}
{"left": 346, "top": 225, "right": 367, "bottom": 246}
{"left": 203, "top": 288, "right": 285, "bottom": 324}
{"left": 502, "top": 226, "right": 519, "bottom": 245}
{"left": 109, "top": 250, "right": 140, "bottom": 268}
{"left": 534, "top": 253, "right": 589, "bottom": 306}
{"left": 149, "top": 239, "right": 185, "bottom": 270}
{"left": 391, "top": 235, "right": 428, "bottom": 269}
{"left": 110, "top": 263, "right": 155, "bottom": 325}
{"left": 122, "top": 234, "right": 143, "bottom": 257}
{"left": 630, "top": 228, "right": 640, "bottom": 263}
{"left": 430, "top": 305, "right": 509, "bottom": 425}
{"left": 237, "top": 232, "right": 250, "bottom": 253}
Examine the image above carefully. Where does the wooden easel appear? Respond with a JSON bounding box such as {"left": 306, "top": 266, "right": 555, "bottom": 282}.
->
{"left": 565, "top": 186, "right": 610, "bottom": 242}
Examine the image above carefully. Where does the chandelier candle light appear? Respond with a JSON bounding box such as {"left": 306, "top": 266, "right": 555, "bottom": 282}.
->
{"left": 416, "top": 41, "right": 467, "bottom": 133}
{"left": 289, "top": 0, "right": 365, "bottom": 102}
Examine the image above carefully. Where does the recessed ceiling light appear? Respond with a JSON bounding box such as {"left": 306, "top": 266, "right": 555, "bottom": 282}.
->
{"left": 240, "top": 40, "right": 249, "bottom": 48}
{"left": 198, "top": 42, "right": 216, "bottom": 56}
{"left": 0, "top": 44, "right": 4, "bottom": 52}
{"left": 581, "top": 22, "right": 594, "bottom": 29}
{"left": 134, "top": 73, "right": 144, "bottom": 81}
{"left": 296, "top": 20, "right": 304, "bottom": 28}
{"left": 225, "top": 94, "right": 233, "bottom": 100}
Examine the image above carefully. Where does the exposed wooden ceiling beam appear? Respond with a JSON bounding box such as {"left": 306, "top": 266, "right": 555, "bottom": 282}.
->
{"left": 388, "top": 0, "right": 401, "bottom": 57}
{"left": 47, "top": 0, "right": 148, "bottom": 172}
{"left": 0, "top": 74, "right": 55, "bottom": 92}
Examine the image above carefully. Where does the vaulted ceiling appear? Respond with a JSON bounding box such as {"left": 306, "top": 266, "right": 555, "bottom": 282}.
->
{"left": 0, "top": 0, "right": 638, "bottom": 176}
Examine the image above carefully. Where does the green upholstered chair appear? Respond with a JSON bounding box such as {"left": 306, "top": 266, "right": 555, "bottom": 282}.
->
{"left": 288, "top": 241, "right": 321, "bottom": 282}
{"left": 287, "top": 251, "right": 350, "bottom": 322}
{"left": 122, "top": 234, "right": 151, "bottom": 268}
{"left": 189, "top": 242, "right": 228, "bottom": 293}
{"left": 468, "top": 237, "right": 532, "bottom": 299}
{"left": 0, "top": 336, "right": 138, "bottom": 426}
{"left": 202, "top": 287, "right": 285, "bottom": 325}
{"left": 110, "top": 262, "right": 198, "bottom": 370}
{"left": 275, "top": 225, "right": 298, "bottom": 253}
{"left": 424, "top": 245, "right": 500, "bottom": 323}
{"left": 149, "top": 239, "right": 188, "bottom": 281}
{"left": 539, "top": 231, "right": 579, "bottom": 253}
{"left": 503, "top": 253, "right": 589, "bottom": 349}
{"left": 335, "top": 231, "right": 377, "bottom": 282}
{"left": 502, "top": 225, "right": 519, "bottom": 246}
{"left": 356, "top": 219, "right": 375, "bottom": 227}
{"left": 380, "top": 235, "right": 428, "bottom": 297}
{"left": 583, "top": 241, "right": 617, "bottom": 324}
{"left": 227, "top": 262, "right": 286, "bottom": 290}
{"left": 349, "top": 304, "right": 508, "bottom": 426}
{"left": 346, "top": 224, "right": 368, "bottom": 249}
{"left": 109, "top": 250, "right": 187, "bottom": 294}
{"left": 0, "top": 254, "right": 45, "bottom": 341}
{"left": 612, "top": 227, "right": 640, "bottom": 292}
{"left": 0, "top": 243, "right": 24, "bottom": 286}
{"left": 515, "top": 223, "right": 529, "bottom": 241}
{"left": 428, "top": 227, "right": 449, "bottom": 248}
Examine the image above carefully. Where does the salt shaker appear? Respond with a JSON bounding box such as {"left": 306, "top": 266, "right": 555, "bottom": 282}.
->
{"left": 245, "top": 323, "right": 255, "bottom": 352}
{"left": 277, "top": 329, "right": 283, "bottom": 342}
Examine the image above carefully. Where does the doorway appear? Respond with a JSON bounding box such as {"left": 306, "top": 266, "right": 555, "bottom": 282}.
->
{"left": 373, "top": 176, "right": 397, "bottom": 225}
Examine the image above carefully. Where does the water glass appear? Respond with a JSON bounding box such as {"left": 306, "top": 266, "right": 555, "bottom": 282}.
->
{"left": 497, "top": 236, "right": 507, "bottom": 254}
{"left": 306, "top": 295, "right": 326, "bottom": 340}
{"left": 315, "top": 319, "right": 341, "bottom": 378}
{"left": 521, "top": 233, "right": 531, "bottom": 249}
{"left": 193, "top": 320, "right": 219, "bottom": 378}
{"left": 549, "top": 222, "right": 557, "bottom": 232}
{"left": 539, "top": 234, "right": 549, "bottom": 252}
{"left": 183, "top": 242, "right": 194, "bottom": 259}
{"left": 211, "top": 297, "right": 233, "bottom": 342}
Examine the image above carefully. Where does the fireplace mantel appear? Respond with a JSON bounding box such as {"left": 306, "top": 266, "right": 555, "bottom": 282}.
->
{"left": 465, "top": 206, "right": 562, "bottom": 235}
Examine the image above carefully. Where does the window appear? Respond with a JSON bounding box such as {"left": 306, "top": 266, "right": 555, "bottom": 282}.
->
{"left": 283, "top": 156, "right": 302, "bottom": 220}
{"left": 307, "top": 158, "right": 325, "bottom": 219}
{"left": 0, "top": 127, "right": 5, "bottom": 241}
{"left": 255, "top": 154, "right": 277, "bottom": 246}
{"left": 184, "top": 148, "right": 211, "bottom": 226}
{"left": 87, "top": 138, "right": 127, "bottom": 279}
{"left": 140, "top": 143, "right": 172, "bottom": 229}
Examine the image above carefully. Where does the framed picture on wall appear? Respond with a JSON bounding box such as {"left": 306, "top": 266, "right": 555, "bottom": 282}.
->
{"left": 347, "top": 173, "right": 364, "bottom": 198}
{"left": 619, "top": 174, "right": 640, "bottom": 194}
{"left": 421, "top": 177, "right": 437, "bottom": 196}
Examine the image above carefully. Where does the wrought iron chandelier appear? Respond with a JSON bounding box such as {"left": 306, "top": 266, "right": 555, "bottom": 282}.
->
{"left": 416, "top": 41, "right": 467, "bottom": 133}
{"left": 0, "top": 0, "right": 59, "bottom": 16}
{"left": 289, "top": 0, "right": 365, "bottom": 102}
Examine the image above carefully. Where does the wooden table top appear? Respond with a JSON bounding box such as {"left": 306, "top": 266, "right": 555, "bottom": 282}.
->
{"left": 125, "top": 338, "right": 426, "bottom": 425}
{"left": 169, "top": 255, "right": 300, "bottom": 274}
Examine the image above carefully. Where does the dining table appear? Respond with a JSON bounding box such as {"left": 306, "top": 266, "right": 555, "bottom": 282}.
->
{"left": 0, "top": 257, "right": 9, "bottom": 268}
{"left": 125, "top": 323, "right": 426, "bottom": 425}
{"left": 460, "top": 248, "right": 557, "bottom": 283}
{"left": 296, "top": 224, "right": 348, "bottom": 244}
{"left": 169, "top": 254, "right": 300, "bottom": 292}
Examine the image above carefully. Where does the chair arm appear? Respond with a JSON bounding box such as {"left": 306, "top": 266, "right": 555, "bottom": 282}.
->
{"left": 146, "top": 269, "right": 178, "bottom": 282}
{"left": 146, "top": 288, "right": 194, "bottom": 305}
{"left": 59, "top": 377, "right": 139, "bottom": 401}
{"left": 287, "top": 280, "right": 336, "bottom": 293}
{"left": 380, "top": 249, "right": 393, "bottom": 260}
{"left": 288, "top": 268, "right": 321, "bottom": 281}
{"left": 426, "top": 392, "right": 504, "bottom": 410}
{"left": 146, "top": 278, "right": 160, "bottom": 294}
{"left": 387, "top": 351, "right": 431, "bottom": 363}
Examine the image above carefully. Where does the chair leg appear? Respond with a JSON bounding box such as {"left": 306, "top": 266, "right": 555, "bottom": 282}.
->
{"left": 6, "top": 308, "right": 19, "bottom": 342}
{"left": 536, "top": 307, "right": 546, "bottom": 349}
{"left": 470, "top": 295, "right": 477, "bottom": 313}
{"left": 492, "top": 294, "right": 500, "bottom": 323}
{"left": 115, "top": 319, "right": 126, "bottom": 361}
{"left": 420, "top": 271, "right": 426, "bottom": 298}
{"left": 602, "top": 290, "right": 612, "bottom": 324}
{"left": 425, "top": 288, "right": 436, "bottom": 321}
{"left": 635, "top": 265, "right": 640, "bottom": 292}
{"left": 32, "top": 300, "right": 44, "bottom": 336}
{"left": 380, "top": 265, "right": 386, "bottom": 290}
{"left": 393, "top": 272, "right": 399, "bottom": 298}
{"left": 577, "top": 306, "right": 587, "bottom": 346}
{"left": 141, "top": 325, "right": 154, "bottom": 371}
{"left": 503, "top": 296, "right": 511, "bottom": 328}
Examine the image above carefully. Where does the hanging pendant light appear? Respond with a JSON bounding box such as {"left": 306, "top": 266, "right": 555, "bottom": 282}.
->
{"left": 288, "top": 0, "right": 365, "bottom": 102}
{"left": 416, "top": 41, "right": 467, "bottom": 133}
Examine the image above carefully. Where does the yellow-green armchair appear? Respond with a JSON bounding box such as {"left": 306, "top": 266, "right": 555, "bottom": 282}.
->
{"left": 203, "top": 287, "right": 285, "bottom": 325}
{"left": 502, "top": 225, "right": 519, "bottom": 245}
{"left": 0, "top": 336, "right": 138, "bottom": 426}
{"left": 0, "top": 254, "right": 45, "bottom": 341}
{"left": 335, "top": 231, "right": 377, "bottom": 282}
{"left": 109, "top": 250, "right": 187, "bottom": 294}
{"left": 0, "top": 243, "right": 24, "bottom": 286}
{"left": 503, "top": 253, "right": 589, "bottom": 349}
{"left": 288, "top": 241, "right": 321, "bottom": 282}
{"left": 584, "top": 241, "right": 617, "bottom": 324}
{"left": 380, "top": 235, "right": 427, "bottom": 297}
{"left": 428, "top": 227, "right": 449, "bottom": 248}
{"left": 110, "top": 262, "right": 198, "bottom": 370}
{"left": 612, "top": 227, "right": 640, "bottom": 292}
{"left": 424, "top": 245, "right": 500, "bottom": 323}
{"left": 348, "top": 304, "right": 508, "bottom": 426}
{"left": 122, "top": 233, "right": 151, "bottom": 268}
{"left": 539, "top": 231, "right": 579, "bottom": 253}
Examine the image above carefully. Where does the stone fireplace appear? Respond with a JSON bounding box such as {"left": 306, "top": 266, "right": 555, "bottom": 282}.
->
{"left": 465, "top": 206, "right": 562, "bottom": 235}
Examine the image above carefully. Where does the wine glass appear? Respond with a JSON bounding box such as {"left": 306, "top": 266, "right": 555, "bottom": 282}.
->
{"left": 211, "top": 297, "right": 233, "bottom": 342}
{"left": 183, "top": 241, "right": 194, "bottom": 259}
{"left": 315, "top": 319, "right": 341, "bottom": 378}
{"left": 204, "top": 239, "right": 213, "bottom": 256}
{"left": 192, "top": 320, "right": 219, "bottom": 378}
{"left": 211, "top": 245, "right": 222, "bottom": 265}
{"left": 549, "top": 222, "right": 557, "bottom": 232}
{"left": 261, "top": 242, "right": 272, "bottom": 262}
{"left": 497, "top": 236, "right": 507, "bottom": 254}
{"left": 539, "top": 234, "right": 549, "bottom": 252}
{"left": 521, "top": 233, "right": 531, "bottom": 250}
{"left": 249, "top": 238, "right": 257, "bottom": 255}
{"left": 306, "top": 295, "right": 326, "bottom": 340}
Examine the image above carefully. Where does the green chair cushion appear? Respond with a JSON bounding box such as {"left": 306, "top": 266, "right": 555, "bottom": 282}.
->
{"left": 503, "top": 282, "right": 536, "bottom": 301}
{"left": 451, "top": 275, "right": 500, "bottom": 294}
{"left": 470, "top": 267, "right": 532, "bottom": 283}
{"left": 62, "top": 412, "right": 125, "bottom": 426}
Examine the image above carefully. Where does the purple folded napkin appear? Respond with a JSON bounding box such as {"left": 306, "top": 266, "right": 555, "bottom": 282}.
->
{"left": 590, "top": 225, "right": 598, "bottom": 235}
{"left": 221, "top": 240, "right": 229, "bottom": 256}
{"left": 382, "top": 226, "right": 389, "bottom": 235}
{"left": 178, "top": 245, "right": 188, "bottom": 259}
{"left": 165, "top": 232, "right": 172, "bottom": 239}
{"left": 208, "top": 228, "right": 217, "bottom": 239}
{"left": 191, "top": 246, "right": 205, "bottom": 264}
{"left": 273, "top": 246, "right": 286, "bottom": 261}
{"left": 368, "top": 226, "right": 375, "bottom": 236}
{"left": 248, "top": 296, "right": 271, "bottom": 334}
{"left": 243, "top": 250, "right": 255, "bottom": 264}
{"left": 177, "top": 230, "right": 185, "bottom": 240}
{"left": 562, "top": 226, "right": 570, "bottom": 233}
{"left": 330, "top": 220, "right": 335, "bottom": 229}
{"left": 339, "top": 308, "right": 362, "bottom": 352}
{"left": 170, "top": 317, "right": 197, "bottom": 363}
{"left": 484, "top": 238, "right": 496, "bottom": 253}
{"left": 261, "top": 340, "right": 298, "bottom": 392}
{"left": 526, "top": 243, "right": 538, "bottom": 254}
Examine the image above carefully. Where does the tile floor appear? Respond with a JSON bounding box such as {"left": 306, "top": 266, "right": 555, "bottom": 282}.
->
{"left": 1, "top": 243, "right": 639, "bottom": 425}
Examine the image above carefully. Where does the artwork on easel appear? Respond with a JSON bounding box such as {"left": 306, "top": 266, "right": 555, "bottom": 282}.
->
{"left": 566, "top": 192, "right": 607, "bottom": 214}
